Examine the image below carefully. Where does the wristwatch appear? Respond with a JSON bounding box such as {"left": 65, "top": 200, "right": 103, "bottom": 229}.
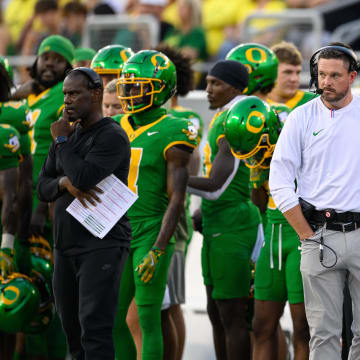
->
{"left": 55, "top": 135, "right": 68, "bottom": 145}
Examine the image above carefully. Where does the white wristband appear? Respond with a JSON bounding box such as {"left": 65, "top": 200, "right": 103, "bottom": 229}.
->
{"left": 1, "top": 233, "right": 15, "bottom": 249}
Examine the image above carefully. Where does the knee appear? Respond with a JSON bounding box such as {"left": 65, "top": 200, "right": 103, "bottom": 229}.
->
{"left": 253, "top": 315, "right": 279, "bottom": 340}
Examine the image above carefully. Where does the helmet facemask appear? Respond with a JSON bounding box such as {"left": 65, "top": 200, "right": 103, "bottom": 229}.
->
{"left": 232, "top": 133, "right": 275, "bottom": 169}
{"left": 117, "top": 74, "right": 165, "bottom": 113}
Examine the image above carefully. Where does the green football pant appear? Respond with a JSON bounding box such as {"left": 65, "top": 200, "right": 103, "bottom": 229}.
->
{"left": 113, "top": 243, "right": 174, "bottom": 360}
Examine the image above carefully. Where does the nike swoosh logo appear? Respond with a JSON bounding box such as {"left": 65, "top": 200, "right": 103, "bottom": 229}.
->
{"left": 313, "top": 129, "right": 324, "bottom": 136}
{"left": 147, "top": 131, "right": 159, "bottom": 136}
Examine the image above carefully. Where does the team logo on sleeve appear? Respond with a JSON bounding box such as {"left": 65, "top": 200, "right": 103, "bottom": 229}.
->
{"left": 182, "top": 122, "right": 198, "bottom": 141}
{"left": 4, "top": 134, "right": 20, "bottom": 153}
{"left": 189, "top": 117, "right": 200, "bottom": 131}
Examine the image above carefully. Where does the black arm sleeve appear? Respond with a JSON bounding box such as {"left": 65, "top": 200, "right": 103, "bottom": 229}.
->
{"left": 56, "top": 129, "right": 128, "bottom": 191}
{"left": 37, "top": 144, "right": 64, "bottom": 202}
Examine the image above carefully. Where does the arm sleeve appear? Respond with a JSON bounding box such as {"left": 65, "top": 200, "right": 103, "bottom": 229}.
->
{"left": 269, "top": 111, "right": 303, "bottom": 213}
{"left": 36, "top": 144, "right": 63, "bottom": 202}
{"left": 56, "top": 129, "right": 129, "bottom": 191}
{"left": 187, "top": 157, "right": 240, "bottom": 200}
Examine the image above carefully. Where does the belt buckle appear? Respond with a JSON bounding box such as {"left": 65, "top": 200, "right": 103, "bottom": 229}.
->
{"left": 342, "top": 222, "right": 353, "bottom": 232}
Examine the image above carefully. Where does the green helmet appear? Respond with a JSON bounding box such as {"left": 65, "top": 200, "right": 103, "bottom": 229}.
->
{"left": 23, "top": 268, "right": 53, "bottom": 334}
{"left": 117, "top": 50, "right": 177, "bottom": 113}
{"left": 0, "top": 273, "right": 40, "bottom": 333}
{"left": 30, "top": 251, "right": 53, "bottom": 289}
{"left": 23, "top": 301, "right": 54, "bottom": 334}
{"left": 226, "top": 43, "right": 278, "bottom": 95}
{"left": 224, "top": 96, "right": 281, "bottom": 169}
{"left": 91, "top": 45, "right": 134, "bottom": 77}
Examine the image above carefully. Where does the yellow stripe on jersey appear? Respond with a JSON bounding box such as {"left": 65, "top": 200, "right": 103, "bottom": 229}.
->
{"left": 27, "top": 89, "right": 51, "bottom": 107}
{"left": 209, "top": 111, "right": 225, "bottom": 130}
{"left": 57, "top": 104, "right": 65, "bottom": 118}
{"left": 267, "top": 90, "right": 305, "bottom": 110}
{"left": 163, "top": 141, "right": 197, "bottom": 160}
{"left": 203, "top": 141, "right": 212, "bottom": 177}
{"left": 120, "top": 114, "right": 167, "bottom": 142}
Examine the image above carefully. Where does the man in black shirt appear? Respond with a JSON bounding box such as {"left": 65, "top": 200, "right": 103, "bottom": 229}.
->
{"left": 37, "top": 67, "right": 131, "bottom": 360}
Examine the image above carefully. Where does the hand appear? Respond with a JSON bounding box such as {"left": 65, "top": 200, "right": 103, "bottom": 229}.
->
{"left": 298, "top": 230, "right": 315, "bottom": 241}
{"left": 50, "top": 114, "right": 80, "bottom": 140}
{"left": 135, "top": 247, "right": 165, "bottom": 283}
{"left": 0, "top": 248, "right": 16, "bottom": 278}
{"left": 191, "top": 208, "right": 202, "bottom": 234}
{"left": 59, "top": 176, "right": 103, "bottom": 208}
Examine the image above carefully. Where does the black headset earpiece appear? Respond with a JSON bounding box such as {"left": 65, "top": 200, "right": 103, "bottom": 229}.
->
{"left": 309, "top": 45, "right": 359, "bottom": 93}
{"left": 70, "top": 67, "right": 104, "bottom": 90}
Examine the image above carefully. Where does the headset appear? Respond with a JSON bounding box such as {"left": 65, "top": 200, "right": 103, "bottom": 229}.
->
{"left": 69, "top": 67, "right": 104, "bottom": 90}
{"left": 309, "top": 45, "right": 359, "bottom": 93}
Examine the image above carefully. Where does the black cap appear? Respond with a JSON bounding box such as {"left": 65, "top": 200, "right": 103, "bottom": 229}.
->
{"left": 209, "top": 60, "right": 249, "bottom": 92}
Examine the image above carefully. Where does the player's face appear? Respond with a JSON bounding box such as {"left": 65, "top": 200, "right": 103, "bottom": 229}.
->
{"left": 37, "top": 51, "right": 68, "bottom": 88}
{"left": 274, "top": 63, "right": 301, "bottom": 99}
{"left": 63, "top": 75, "right": 94, "bottom": 121}
{"left": 103, "top": 91, "right": 123, "bottom": 117}
{"left": 206, "top": 75, "right": 240, "bottom": 109}
{"left": 318, "top": 58, "right": 357, "bottom": 105}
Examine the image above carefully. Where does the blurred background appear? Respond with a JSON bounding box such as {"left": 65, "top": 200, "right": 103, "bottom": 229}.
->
{"left": 2, "top": 1, "right": 358, "bottom": 358}
{"left": 1, "top": 0, "right": 360, "bottom": 87}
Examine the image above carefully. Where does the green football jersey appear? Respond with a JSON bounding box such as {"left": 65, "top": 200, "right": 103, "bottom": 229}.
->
{"left": 201, "top": 111, "right": 260, "bottom": 235}
{"left": 0, "top": 124, "right": 20, "bottom": 171}
{"left": 26, "top": 81, "right": 64, "bottom": 156}
{"left": 249, "top": 167, "right": 285, "bottom": 224}
{"left": 120, "top": 113, "right": 198, "bottom": 246}
{"left": 112, "top": 113, "right": 123, "bottom": 124}
{"left": 169, "top": 105, "right": 204, "bottom": 142}
{"left": 271, "top": 104, "right": 291, "bottom": 124}
{"left": 267, "top": 90, "right": 318, "bottom": 111}
{"left": 0, "top": 101, "right": 32, "bottom": 155}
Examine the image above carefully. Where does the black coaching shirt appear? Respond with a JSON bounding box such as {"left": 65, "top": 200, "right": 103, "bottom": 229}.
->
{"left": 37, "top": 117, "right": 132, "bottom": 255}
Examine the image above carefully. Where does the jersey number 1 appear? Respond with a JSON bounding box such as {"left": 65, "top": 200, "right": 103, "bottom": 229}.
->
{"left": 128, "top": 148, "right": 143, "bottom": 194}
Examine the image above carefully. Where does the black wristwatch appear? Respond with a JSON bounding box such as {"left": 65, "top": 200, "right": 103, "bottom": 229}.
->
{"left": 55, "top": 135, "right": 68, "bottom": 145}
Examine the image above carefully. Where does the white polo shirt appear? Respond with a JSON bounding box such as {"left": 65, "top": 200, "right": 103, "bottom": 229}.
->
{"left": 269, "top": 94, "right": 360, "bottom": 213}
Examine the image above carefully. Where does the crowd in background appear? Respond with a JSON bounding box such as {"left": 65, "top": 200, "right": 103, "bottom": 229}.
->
{"left": 0, "top": 0, "right": 355, "bottom": 86}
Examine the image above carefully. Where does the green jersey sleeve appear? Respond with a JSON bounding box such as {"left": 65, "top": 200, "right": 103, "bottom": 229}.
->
{"left": 0, "top": 101, "right": 32, "bottom": 156}
{"left": 26, "top": 82, "right": 65, "bottom": 156}
{"left": 0, "top": 124, "right": 21, "bottom": 171}
{"left": 169, "top": 106, "right": 204, "bottom": 142}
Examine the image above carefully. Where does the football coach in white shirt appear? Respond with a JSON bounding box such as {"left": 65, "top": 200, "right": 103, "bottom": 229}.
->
{"left": 269, "top": 42, "right": 360, "bottom": 360}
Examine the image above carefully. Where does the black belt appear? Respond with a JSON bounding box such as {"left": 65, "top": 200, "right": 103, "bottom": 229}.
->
{"left": 311, "top": 210, "right": 360, "bottom": 223}
{"left": 321, "top": 221, "right": 360, "bottom": 233}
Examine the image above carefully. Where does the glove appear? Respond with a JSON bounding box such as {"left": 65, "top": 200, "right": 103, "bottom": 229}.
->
{"left": 15, "top": 241, "right": 32, "bottom": 276}
{"left": 0, "top": 248, "right": 16, "bottom": 278}
{"left": 135, "top": 247, "right": 165, "bottom": 283}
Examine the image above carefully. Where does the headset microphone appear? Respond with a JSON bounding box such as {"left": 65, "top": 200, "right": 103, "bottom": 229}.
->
{"left": 316, "top": 88, "right": 323, "bottom": 94}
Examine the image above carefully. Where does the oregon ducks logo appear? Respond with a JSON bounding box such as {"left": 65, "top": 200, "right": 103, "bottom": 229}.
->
{"left": 151, "top": 54, "right": 170, "bottom": 70}
{"left": 1, "top": 285, "right": 20, "bottom": 306}
{"left": 245, "top": 48, "right": 267, "bottom": 64}
{"left": 120, "top": 49, "right": 130, "bottom": 63}
{"left": 246, "top": 111, "right": 265, "bottom": 133}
